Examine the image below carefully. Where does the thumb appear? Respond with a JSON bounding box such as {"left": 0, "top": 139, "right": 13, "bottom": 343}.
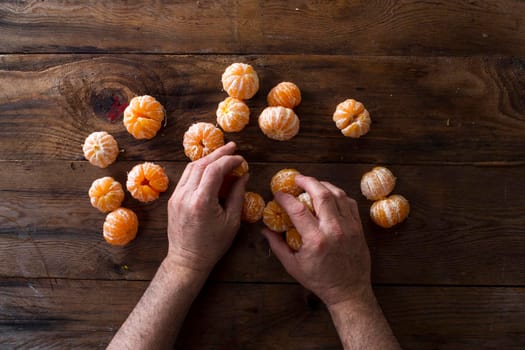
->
{"left": 261, "top": 228, "right": 295, "bottom": 269}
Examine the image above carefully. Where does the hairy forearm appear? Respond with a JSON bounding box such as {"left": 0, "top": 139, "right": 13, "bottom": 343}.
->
{"left": 107, "top": 257, "right": 208, "bottom": 350}
{"left": 328, "top": 290, "right": 401, "bottom": 350}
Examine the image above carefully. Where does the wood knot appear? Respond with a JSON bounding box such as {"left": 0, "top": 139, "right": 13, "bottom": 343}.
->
{"left": 90, "top": 88, "right": 129, "bottom": 123}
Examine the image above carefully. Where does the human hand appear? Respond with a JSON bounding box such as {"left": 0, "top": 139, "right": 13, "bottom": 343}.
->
{"left": 262, "top": 175, "right": 372, "bottom": 306}
{"left": 166, "top": 142, "right": 248, "bottom": 274}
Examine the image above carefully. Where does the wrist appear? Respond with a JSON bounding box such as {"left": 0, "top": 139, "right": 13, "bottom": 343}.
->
{"left": 325, "top": 285, "right": 376, "bottom": 311}
{"left": 161, "top": 253, "right": 210, "bottom": 286}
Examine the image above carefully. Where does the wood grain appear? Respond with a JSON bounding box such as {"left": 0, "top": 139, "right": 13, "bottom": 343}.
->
{"left": 1, "top": 1, "right": 524, "bottom": 56}
{"left": 0, "top": 55, "right": 524, "bottom": 164}
{"left": 1, "top": 278, "right": 524, "bottom": 349}
{"left": 1, "top": 160, "right": 524, "bottom": 285}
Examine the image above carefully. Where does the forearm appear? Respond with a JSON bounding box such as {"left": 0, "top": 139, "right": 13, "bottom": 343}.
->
{"left": 107, "top": 257, "right": 208, "bottom": 350}
{"left": 328, "top": 289, "right": 400, "bottom": 350}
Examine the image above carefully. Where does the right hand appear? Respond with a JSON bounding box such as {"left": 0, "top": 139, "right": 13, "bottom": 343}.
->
{"left": 262, "top": 175, "right": 372, "bottom": 306}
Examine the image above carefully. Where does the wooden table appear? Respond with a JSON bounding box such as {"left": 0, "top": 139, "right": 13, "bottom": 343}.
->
{"left": 1, "top": 1, "right": 524, "bottom": 349}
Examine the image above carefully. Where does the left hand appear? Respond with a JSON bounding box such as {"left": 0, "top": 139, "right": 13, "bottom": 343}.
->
{"left": 166, "top": 142, "right": 248, "bottom": 274}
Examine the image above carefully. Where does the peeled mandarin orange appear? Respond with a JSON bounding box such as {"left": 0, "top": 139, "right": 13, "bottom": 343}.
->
{"left": 361, "top": 167, "right": 396, "bottom": 201}
{"left": 231, "top": 160, "right": 249, "bottom": 177}
{"left": 183, "top": 122, "right": 225, "bottom": 161}
{"left": 216, "top": 97, "right": 250, "bottom": 132}
{"left": 123, "top": 95, "right": 165, "bottom": 140}
{"left": 221, "top": 63, "right": 259, "bottom": 100}
{"left": 286, "top": 228, "right": 303, "bottom": 251}
{"left": 127, "top": 162, "right": 169, "bottom": 203}
{"left": 88, "top": 176, "right": 125, "bottom": 213}
{"left": 267, "top": 82, "right": 302, "bottom": 109}
{"left": 258, "top": 106, "right": 300, "bottom": 141}
{"left": 271, "top": 168, "right": 302, "bottom": 196}
{"left": 297, "top": 192, "right": 314, "bottom": 214}
{"left": 242, "top": 192, "right": 265, "bottom": 223}
{"left": 333, "top": 99, "right": 371, "bottom": 138}
{"left": 103, "top": 208, "right": 139, "bottom": 246}
{"left": 263, "top": 200, "right": 293, "bottom": 232}
{"left": 370, "top": 194, "right": 410, "bottom": 228}
{"left": 82, "top": 131, "right": 119, "bottom": 168}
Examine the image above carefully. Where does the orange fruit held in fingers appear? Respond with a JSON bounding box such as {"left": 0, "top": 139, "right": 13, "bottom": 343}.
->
{"left": 271, "top": 168, "right": 302, "bottom": 196}
{"left": 258, "top": 106, "right": 300, "bottom": 141}
{"left": 361, "top": 167, "right": 396, "bottom": 201}
{"left": 333, "top": 99, "right": 371, "bottom": 138}
{"left": 127, "top": 162, "right": 169, "bottom": 203}
{"left": 183, "top": 122, "right": 225, "bottom": 161}
{"left": 263, "top": 200, "right": 293, "bottom": 232}
{"left": 82, "top": 131, "right": 119, "bottom": 168}
{"left": 370, "top": 194, "right": 410, "bottom": 228}
{"left": 88, "top": 176, "right": 125, "bottom": 213}
{"left": 123, "top": 95, "right": 165, "bottom": 140}
{"left": 286, "top": 228, "right": 303, "bottom": 251}
{"left": 221, "top": 63, "right": 259, "bottom": 100}
{"left": 103, "top": 208, "right": 139, "bottom": 246}
{"left": 242, "top": 192, "right": 265, "bottom": 223}
{"left": 267, "top": 82, "right": 302, "bottom": 109}
{"left": 216, "top": 97, "right": 250, "bottom": 132}
{"left": 231, "top": 160, "right": 249, "bottom": 177}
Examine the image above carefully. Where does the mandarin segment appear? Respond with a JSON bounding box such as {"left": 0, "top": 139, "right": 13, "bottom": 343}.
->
{"left": 242, "top": 192, "right": 265, "bottom": 223}
{"left": 271, "top": 168, "right": 302, "bottom": 196}
{"left": 286, "top": 228, "right": 303, "bottom": 251}
{"left": 231, "top": 160, "right": 249, "bottom": 177}
{"left": 370, "top": 194, "right": 410, "bottom": 228}
{"left": 183, "top": 122, "right": 225, "bottom": 161}
{"left": 103, "top": 208, "right": 139, "bottom": 246}
{"left": 216, "top": 97, "right": 250, "bottom": 132}
{"left": 127, "top": 162, "right": 169, "bottom": 203}
{"left": 263, "top": 200, "right": 293, "bottom": 233}
{"left": 361, "top": 167, "right": 396, "bottom": 201}
{"left": 82, "top": 131, "right": 119, "bottom": 168}
{"left": 88, "top": 176, "right": 125, "bottom": 213}
{"left": 221, "top": 63, "right": 259, "bottom": 100}
{"left": 333, "top": 99, "right": 371, "bottom": 138}
{"left": 267, "top": 82, "right": 302, "bottom": 109}
{"left": 258, "top": 106, "right": 300, "bottom": 141}
{"left": 123, "top": 95, "right": 165, "bottom": 140}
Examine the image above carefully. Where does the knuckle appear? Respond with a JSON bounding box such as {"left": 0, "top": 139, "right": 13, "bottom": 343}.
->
{"left": 288, "top": 201, "right": 309, "bottom": 218}
{"left": 316, "top": 189, "right": 333, "bottom": 203}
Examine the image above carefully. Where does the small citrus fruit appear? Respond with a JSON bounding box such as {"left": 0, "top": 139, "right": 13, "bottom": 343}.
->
{"left": 286, "top": 228, "right": 303, "bottom": 251}
{"left": 297, "top": 192, "right": 314, "bottom": 214}
{"left": 263, "top": 200, "right": 293, "bottom": 232}
{"left": 183, "top": 122, "right": 225, "bottom": 161}
{"left": 242, "top": 192, "right": 265, "bottom": 223}
{"left": 370, "top": 194, "right": 410, "bottom": 228}
{"left": 216, "top": 97, "right": 250, "bottom": 132}
{"left": 88, "top": 176, "right": 125, "bottom": 213}
{"left": 82, "top": 131, "right": 119, "bottom": 168}
{"left": 221, "top": 63, "right": 259, "bottom": 100}
{"left": 267, "top": 82, "right": 301, "bottom": 109}
{"left": 123, "top": 95, "right": 165, "bottom": 140}
{"left": 258, "top": 106, "right": 300, "bottom": 141}
{"left": 333, "top": 99, "right": 371, "bottom": 138}
{"left": 103, "top": 208, "right": 139, "bottom": 246}
{"left": 361, "top": 167, "right": 396, "bottom": 201}
{"left": 231, "top": 160, "right": 249, "bottom": 177}
{"left": 271, "top": 168, "right": 302, "bottom": 196}
{"left": 127, "top": 162, "right": 169, "bottom": 203}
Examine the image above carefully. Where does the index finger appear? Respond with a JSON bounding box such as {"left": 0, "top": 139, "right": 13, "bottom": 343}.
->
{"left": 197, "top": 155, "right": 245, "bottom": 199}
{"left": 274, "top": 192, "right": 318, "bottom": 239}
{"left": 294, "top": 175, "right": 341, "bottom": 221}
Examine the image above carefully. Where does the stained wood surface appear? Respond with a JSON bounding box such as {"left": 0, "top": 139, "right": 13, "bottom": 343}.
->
{"left": 1, "top": 160, "right": 524, "bottom": 285}
{"left": 0, "top": 55, "right": 524, "bottom": 164}
{"left": 1, "top": 279, "right": 524, "bottom": 350}
{"left": 1, "top": 1, "right": 524, "bottom": 349}
{"left": 1, "top": 0, "right": 525, "bottom": 56}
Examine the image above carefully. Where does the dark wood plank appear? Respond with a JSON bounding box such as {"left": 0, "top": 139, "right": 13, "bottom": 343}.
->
{"left": 1, "top": 1, "right": 524, "bottom": 56}
{"left": 1, "top": 160, "right": 524, "bottom": 285}
{"left": 0, "top": 55, "right": 524, "bottom": 164}
{"left": 1, "top": 278, "right": 524, "bottom": 349}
